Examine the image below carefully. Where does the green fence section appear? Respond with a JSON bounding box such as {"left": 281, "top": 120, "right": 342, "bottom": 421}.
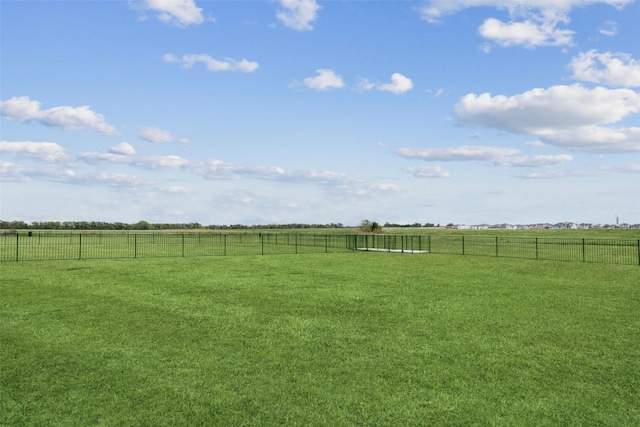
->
{"left": 1, "top": 232, "right": 639, "bottom": 265}
{"left": 0, "top": 232, "right": 355, "bottom": 262}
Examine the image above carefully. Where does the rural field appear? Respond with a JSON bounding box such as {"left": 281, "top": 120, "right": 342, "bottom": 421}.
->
{"left": 1, "top": 251, "right": 638, "bottom": 426}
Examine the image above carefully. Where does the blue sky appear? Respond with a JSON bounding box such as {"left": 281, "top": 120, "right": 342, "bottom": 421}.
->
{"left": 1, "top": 0, "right": 639, "bottom": 226}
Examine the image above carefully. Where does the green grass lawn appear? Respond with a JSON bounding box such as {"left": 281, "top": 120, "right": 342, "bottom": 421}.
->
{"left": 1, "top": 253, "right": 639, "bottom": 426}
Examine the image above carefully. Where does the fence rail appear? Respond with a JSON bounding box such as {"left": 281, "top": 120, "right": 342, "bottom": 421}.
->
{"left": 1, "top": 232, "right": 638, "bottom": 265}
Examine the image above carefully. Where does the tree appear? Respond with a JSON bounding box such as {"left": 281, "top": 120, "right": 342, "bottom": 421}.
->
{"left": 359, "top": 219, "right": 382, "bottom": 233}
{"left": 132, "top": 220, "right": 153, "bottom": 230}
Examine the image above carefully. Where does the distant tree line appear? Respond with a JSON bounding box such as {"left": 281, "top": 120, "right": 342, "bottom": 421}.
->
{"left": 1, "top": 219, "right": 448, "bottom": 231}
{"left": 384, "top": 222, "right": 441, "bottom": 228}
{"left": 0, "top": 220, "right": 346, "bottom": 231}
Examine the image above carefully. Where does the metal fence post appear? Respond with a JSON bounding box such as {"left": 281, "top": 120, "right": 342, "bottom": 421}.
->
{"left": 495, "top": 236, "right": 498, "bottom": 257}
{"left": 134, "top": 234, "right": 137, "bottom": 259}
{"left": 462, "top": 236, "right": 465, "bottom": 255}
{"left": 182, "top": 233, "right": 185, "bottom": 257}
{"left": 15, "top": 232, "right": 19, "bottom": 262}
{"left": 582, "top": 238, "right": 586, "bottom": 262}
{"left": 79, "top": 233, "right": 82, "bottom": 260}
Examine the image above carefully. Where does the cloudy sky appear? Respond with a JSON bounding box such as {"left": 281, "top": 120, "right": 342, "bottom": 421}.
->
{"left": 1, "top": 0, "right": 639, "bottom": 226}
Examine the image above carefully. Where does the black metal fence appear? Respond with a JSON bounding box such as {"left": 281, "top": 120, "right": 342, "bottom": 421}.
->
{"left": 1, "top": 232, "right": 639, "bottom": 265}
{"left": 0, "top": 232, "right": 354, "bottom": 262}
{"left": 353, "top": 234, "right": 640, "bottom": 265}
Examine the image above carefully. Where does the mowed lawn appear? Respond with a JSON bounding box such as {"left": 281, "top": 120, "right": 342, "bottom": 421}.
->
{"left": 1, "top": 253, "right": 638, "bottom": 426}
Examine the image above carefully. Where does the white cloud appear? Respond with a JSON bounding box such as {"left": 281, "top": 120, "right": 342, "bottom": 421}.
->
{"left": 357, "top": 73, "right": 414, "bottom": 94}
{"left": 0, "top": 161, "right": 29, "bottom": 182}
{"left": 536, "top": 126, "right": 640, "bottom": 152}
{"left": 201, "top": 159, "right": 286, "bottom": 180}
{"left": 276, "top": 0, "right": 321, "bottom": 31}
{"left": 139, "top": 126, "right": 189, "bottom": 143}
{"left": 163, "top": 185, "right": 192, "bottom": 193}
{"left": 492, "top": 154, "right": 574, "bottom": 167}
{"left": 0, "top": 96, "right": 117, "bottom": 135}
{"left": 397, "top": 146, "right": 575, "bottom": 169}
{"left": 0, "top": 161, "right": 22, "bottom": 182}
{"left": 455, "top": 84, "right": 640, "bottom": 152}
{"left": 600, "top": 163, "right": 640, "bottom": 173}
{"left": 71, "top": 171, "right": 189, "bottom": 193}
{"left": 598, "top": 20, "right": 618, "bottom": 36}
{"left": 109, "top": 142, "right": 136, "bottom": 156}
{"left": 403, "top": 165, "right": 451, "bottom": 178}
{"left": 456, "top": 85, "right": 640, "bottom": 131}
{"left": 517, "top": 170, "right": 591, "bottom": 179}
{"left": 478, "top": 17, "right": 573, "bottom": 48}
{"left": 418, "top": 1, "right": 634, "bottom": 48}
{"left": 78, "top": 152, "right": 133, "bottom": 164}
{"left": 1, "top": 161, "right": 76, "bottom": 183}
{"left": 79, "top": 172, "right": 157, "bottom": 188}
{"left": 138, "top": 0, "right": 204, "bottom": 27}
{"left": 517, "top": 171, "right": 572, "bottom": 179}
{"left": 396, "top": 145, "right": 520, "bottom": 161}
{"left": 569, "top": 50, "right": 640, "bottom": 88}
{"left": 369, "top": 183, "right": 401, "bottom": 192}
{"left": 289, "top": 170, "right": 355, "bottom": 185}
{"left": 480, "top": 43, "right": 493, "bottom": 54}
{"left": 76, "top": 146, "right": 379, "bottom": 192}
{"left": 0, "top": 96, "right": 40, "bottom": 121}
{"left": 132, "top": 155, "right": 191, "bottom": 169}
{"left": 356, "top": 78, "right": 376, "bottom": 92}
{"left": 163, "top": 53, "right": 259, "bottom": 73}
{"left": 79, "top": 152, "right": 191, "bottom": 169}
{"left": 2, "top": 160, "right": 185, "bottom": 193}
{"left": 301, "top": 69, "right": 345, "bottom": 91}
{"left": 419, "top": 1, "right": 633, "bottom": 24}
{"left": 377, "top": 73, "right": 414, "bottom": 94}
{"left": 526, "top": 140, "right": 547, "bottom": 147}
{"left": 162, "top": 53, "right": 179, "bottom": 63}
{"left": 201, "top": 159, "right": 358, "bottom": 185}
{"left": 0, "top": 141, "right": 69, "bottom": 163}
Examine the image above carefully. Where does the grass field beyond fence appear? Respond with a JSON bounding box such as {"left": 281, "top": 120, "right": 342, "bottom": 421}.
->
{"left": 1, "top": 254, "right": 638, "bottom": 425}
{"left": 2, "top": 231, "right": 639, "bottom": 265}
